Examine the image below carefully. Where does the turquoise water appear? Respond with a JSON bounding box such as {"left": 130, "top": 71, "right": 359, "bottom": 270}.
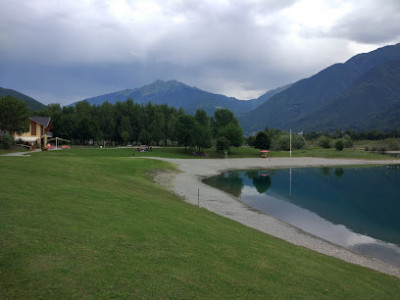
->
{"left": 203, "top": 165, "right": 400, "bottom": 268}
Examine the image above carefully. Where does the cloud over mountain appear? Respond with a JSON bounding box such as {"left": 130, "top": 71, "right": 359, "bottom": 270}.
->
{"left": 1, "top": 0, "right": 399, "bottom": 105}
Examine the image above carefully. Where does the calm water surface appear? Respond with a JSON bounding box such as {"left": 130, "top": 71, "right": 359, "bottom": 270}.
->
{"left": 203, "top": 165, "right": 400, "bottom": 268}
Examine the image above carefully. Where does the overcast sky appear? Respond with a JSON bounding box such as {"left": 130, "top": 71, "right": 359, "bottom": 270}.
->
{"left": 1, "top": 0, "right": 400, "bottom": 105}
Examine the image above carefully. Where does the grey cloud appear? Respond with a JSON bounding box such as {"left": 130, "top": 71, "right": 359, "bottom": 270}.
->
{"left": 330, "top": 1, "right": 400, "bottom": 44}
{"left": 1, "top": 0, "right": 400, "bottom": 105}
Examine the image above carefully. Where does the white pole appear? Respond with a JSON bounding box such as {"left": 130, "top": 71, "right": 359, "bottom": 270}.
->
{"left": 289, "top": 167, "right": 292, "bottom": 196}
{"left": 290, "top": 129, "right": 292, "bottom": 158}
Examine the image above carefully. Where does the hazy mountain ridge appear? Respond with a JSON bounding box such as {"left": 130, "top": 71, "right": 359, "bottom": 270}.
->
{"left": 293, "top": 59, "right": 400, "bottom": 131}
{"left": 72, "top": 80, "right": 282, "bottom": 116}
{"left": 0, "top": 87, "right": 46, "bottom": 111}
{"left": 239, "top": 43, "right": 400, "bottom": 133}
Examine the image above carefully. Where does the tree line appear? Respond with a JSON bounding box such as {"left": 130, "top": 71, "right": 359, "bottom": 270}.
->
{"left": 36, "top": 98, "right": 243, "bottom": 152}
{"left": 2, "top": 95, "right": 400, "bottom": 151}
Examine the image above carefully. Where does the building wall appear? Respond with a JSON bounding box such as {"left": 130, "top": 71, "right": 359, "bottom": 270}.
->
{"left": 14, "top": 122, "right": 47, "bottom": 146}
{"left": 17, "top": 122, "right": 41, "bottom": 138}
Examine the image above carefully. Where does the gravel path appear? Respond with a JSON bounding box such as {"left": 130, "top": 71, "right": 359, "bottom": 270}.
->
{"left": 151, "top": 157, "right": 400, "bottom": 278}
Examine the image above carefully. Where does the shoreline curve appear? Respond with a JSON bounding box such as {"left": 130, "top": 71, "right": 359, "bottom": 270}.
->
{"left": 150, "top": 157, "right": 400, "bottom": 278}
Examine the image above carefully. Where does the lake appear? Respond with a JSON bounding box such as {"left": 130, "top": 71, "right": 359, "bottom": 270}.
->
{"left": 203, "top": 165, "right": 400, "bottom": 268}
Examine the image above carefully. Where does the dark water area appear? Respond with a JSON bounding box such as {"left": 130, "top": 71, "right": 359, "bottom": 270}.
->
{"left": 203, "top": 165, "right": 400, "bottom": 268}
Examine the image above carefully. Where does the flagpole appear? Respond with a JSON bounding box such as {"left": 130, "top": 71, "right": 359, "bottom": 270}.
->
{"left": 290, "top": 129, "right": 292, "bottom": 158}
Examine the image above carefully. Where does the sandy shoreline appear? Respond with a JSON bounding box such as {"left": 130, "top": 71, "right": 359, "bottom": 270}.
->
{"left": 151, "top": 157, "right": 400, "bottom": 278}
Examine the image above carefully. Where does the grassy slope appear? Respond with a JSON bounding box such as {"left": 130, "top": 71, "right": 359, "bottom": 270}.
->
{"left": 1, "top": 150, "right": 399, "bottom": 298}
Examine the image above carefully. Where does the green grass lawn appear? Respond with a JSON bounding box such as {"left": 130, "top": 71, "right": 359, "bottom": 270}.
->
{"left": 27, "top": 145, "right": 397, "bottom": 160}
{"left": 1, "top": 150, "right": 400, "bottom": 298}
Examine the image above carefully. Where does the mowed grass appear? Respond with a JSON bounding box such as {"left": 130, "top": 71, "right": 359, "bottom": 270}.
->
{"left": 30, "top": 145, "right": 395, "bottom": 160}
{"left": 1, "top": 151, "right": 400, "bottom": 299}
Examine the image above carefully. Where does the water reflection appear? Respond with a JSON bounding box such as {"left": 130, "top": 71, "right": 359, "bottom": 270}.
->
{"left": 203, "top": 165, "right": 400, "bottom": 268}
{"left": 334, "top": 167, "right": 344, "bottom": 178}
{"left": 245, "top": 170, "right": 272, "bottom": 193}
{"left": 320, "top": 167, "right": 331, "bottom": 177}
{"left": 206, "top": 171, "right": 244, "bottom": 198}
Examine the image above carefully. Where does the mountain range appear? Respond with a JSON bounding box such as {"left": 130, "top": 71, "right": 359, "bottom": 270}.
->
{"left": 71, "top": 80, "right": 287, "bottom": 116}
{"left": 239, "top": 43, "right": 400, "bottom": 133}
{"left": 3, "top": 42, "right": 400, "bottom": 133}
{"left": 0, "top": 87, "right": 46, "bottom": 111}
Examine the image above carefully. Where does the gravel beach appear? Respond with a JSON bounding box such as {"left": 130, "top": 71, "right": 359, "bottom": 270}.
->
{"left": 152, "top": 157, "right": 400, "bottom": 278}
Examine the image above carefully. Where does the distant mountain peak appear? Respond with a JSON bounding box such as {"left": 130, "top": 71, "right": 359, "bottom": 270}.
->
{"left": 70, "top": 79, "right": 273, "bottom": 116}
{"left": 145, "top": 79, "right": 201, "bottom": 92}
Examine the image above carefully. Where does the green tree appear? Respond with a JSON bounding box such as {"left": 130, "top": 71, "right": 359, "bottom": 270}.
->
{"left": 216, "top": 136, "right": 230, "bottom": 153}
{"left": 175, "top": 115, "right": 195, "bottom": 150}
{"left": 293, "top": 134, "right": 306, "bottom": 150}
{"left": 194, "top": 109, "right": 209, "bottom": 127}
{"left": 74, "top": 101, "right": 98, "bottom": 143}
{"left": 192, "top": 110, "right": 212, "bottom": 153}
{"left": 193, "top": 121, "right": 212, "bottom": 154}
{"left": 98, "top": 102, "right": 116, "bottom": 144}
{"left": 219, "top": 123, "right": 243, "bottom": 148}
{"left": 119, "top": 116, "right": 132, "bottom": 144}
{"left": 0, "top": 96, "right": 29, "bottom": 134}
{"left": 342, "top": 134, "right": 353, "bottom": 148}
{"left": 211, "top": 109, "right": 243, "bottom": 149}
{"left": 59, "top": 106, "right": 76, "bottom": 140}
{"left": 211, "top": 109, "right": 237, "bottom": 138}
{"left": 264, "top": 127, "right": 282, "bottom": 140}
{"left": 277, "top": 135, "right": 290, "bottom": 151}
{"left": 254, "top": 131, "right": 271, "bottom": 150}
{"left": 246, "top": 135, "right": 255, "bottom": 147}
{"left": 148, "top": 106, "right": 164, "bottom": 145}
{"left": 40, "top": 103, "right": 62, "bottom": 136}
{"left": 121, "top": 131, "right": 130, "bottom": 145}
{"left": 318, "top": 136, "right": 331, "bottom": 149}
{"left": 335, "top": 140, "right": 344, "bottom": 151}
{"left": 139, "top": 129, "right": 151, "bottom": 145}
{"left": 160, "top": 104, "right": 177, "bottom": 146}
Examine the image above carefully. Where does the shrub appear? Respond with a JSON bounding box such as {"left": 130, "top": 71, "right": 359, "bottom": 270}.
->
{"left": 318, "top": 136, "right": 331, "bottom": 149}
{"left": 246, "top": 136, "right": 255, "bottom": 147}
{"left": 335, "top": 140, "right": 344, "bottom": 151}
{"left": 277, "top": 135, "right": 290, "bottom": 151}
{"left": 292, "top": 134, "right": 306, "bottom": 150}
{"left": 387, "top": 139, "right": 400, "bottom": 151}
{"left": 0, "top": 133, "right": 15, "bottom": 149}
{"left": 216, "top": 136, "right": 230, "bottom": 153}
{"left": 342, "top": 134, "right": 353, "bottom": 148}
